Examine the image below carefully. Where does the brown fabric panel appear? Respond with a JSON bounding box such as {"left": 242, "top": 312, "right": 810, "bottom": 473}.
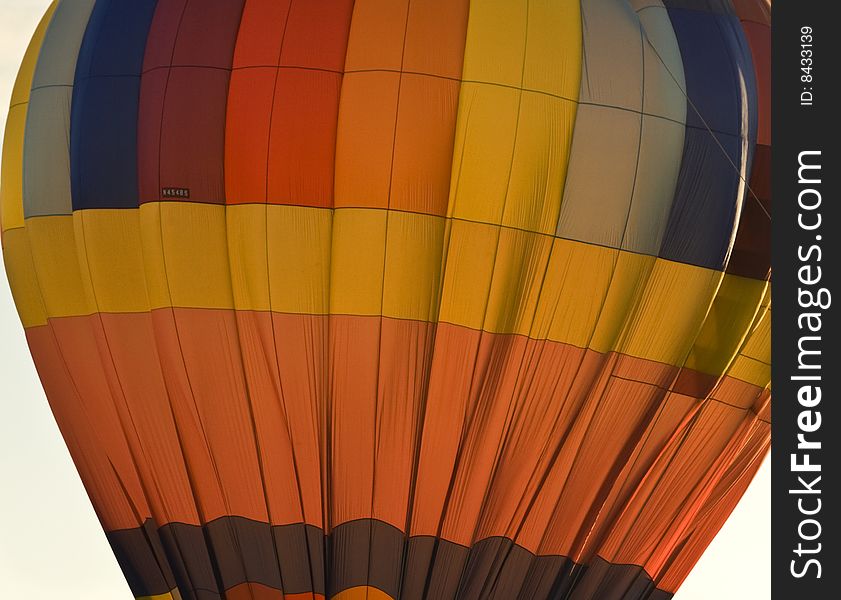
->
{"left": 671, "top": 368, "right": 719, "bottom": 399}
{"left": 107, "top": 520, "right": 176, "bottom": 596}
{"left": 569, "top": 556, "right": 660, "bottom": 600}
{"left": 273, "top": 523, "right": 325, "bottom": 595}
{"left": 107, "top": 517, "right": 677, "bottom": 600}
{"left": 158, "top": 523, "right": 223, "bottom": 599}
{"left": 727, "top": 144, "right": 771, "bottom": 280}
{"left": 710, "top": 375, "right": 765, "bottom": 411}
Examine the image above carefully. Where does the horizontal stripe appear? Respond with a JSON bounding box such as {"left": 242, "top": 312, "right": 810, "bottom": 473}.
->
{"left": 24, "top": 309, "right": 767, "bottom": 546}
{"left": 108, "top": 516, "right": 675, "bottom": 600}
{"left": 9, "top": 203, "right": 767, "bottom": 375}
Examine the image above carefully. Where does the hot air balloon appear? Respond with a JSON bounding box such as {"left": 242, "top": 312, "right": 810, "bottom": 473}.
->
{"left": 1, "top": 0, "right": 770, "bottom": 598}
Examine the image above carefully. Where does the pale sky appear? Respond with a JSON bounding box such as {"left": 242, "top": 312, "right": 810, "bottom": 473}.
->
{"left": 0, "top": 2, "right": 770, "bottom": 598}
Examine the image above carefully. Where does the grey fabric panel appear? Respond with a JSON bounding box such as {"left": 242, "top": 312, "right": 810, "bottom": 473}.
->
{"left": 22, "top": 86, "right": 73, "bottom": 217}
{"left": 557, "top": 0, "right": 687, "bottom": 254}
{"left": 637, "top": 1, "right": 688, "bottom": 124}
{"left": 30, "top": 0, "right": 96, "bottom": 89}
{"left": 623, "top": 116, "right": 686, "bottom": 255}
{"left": 556, "top": 104, "right": 641, "bottom": 247}
{"left": 619, "top": 0, "right": 688, "bottom": 255}
{"left": 579, "top": 0, "right": 644, "bottom": 110}
{"left": 23, "top": 0, "right": 96, "bottom": 218}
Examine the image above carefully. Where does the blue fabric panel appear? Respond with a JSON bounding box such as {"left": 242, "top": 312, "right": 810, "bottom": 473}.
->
{"left": 660, "top": 129, "right": 743, "bottom": 269}
{"left": 71, "top": 0, "right": 158, "bottom": 210}
{"left": 659, "top": 5, "right": 758, "bottom": 269}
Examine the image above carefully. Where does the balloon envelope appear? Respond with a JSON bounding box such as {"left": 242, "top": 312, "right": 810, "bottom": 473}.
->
{"left": 1, "top": 0, "right": 770, "bottom": 599}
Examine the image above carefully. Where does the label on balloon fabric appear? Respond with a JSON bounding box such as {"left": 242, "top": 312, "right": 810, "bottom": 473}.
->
{"left": 161, "top": 187, "right": 190, "bottom": 199}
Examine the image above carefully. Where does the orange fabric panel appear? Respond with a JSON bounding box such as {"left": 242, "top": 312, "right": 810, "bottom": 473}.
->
{"left": 334, "top": 71, "right": 401, "bottom": 209}
{"left": 272, "top": 313, "right": 329, "bottom": 527}
{"left": 658, "top": 427, "right": 770, "bottom": 592}
{"left": 409, "top": 323, "right": 483, "bottom": 537}
{"left": 95, "top": 313, "right": 202, "bottom": 525}
{"left": 388, "top": 73, "right": 461, "bottom": 215}
{"left": 598, "top": 401, "right": 759, "bottom": 571}
{"left": 232, "top": 311, "right": 308, "bottom": 525}
{"left": 226, "top": 0, "right": 354, "bottom": 207}
{"left": 278, "top": 0, "right": 355, "bottom": 72}
{"left": 148, "top": 308, "right": 267, "bottom": 523}
{"left": 265, "top": 69, "right": 343, "bottom": 207}
{"left": 537, "top": 377, "right": 671, "bottom": 558}
{"left": 231, "top": 0, "right": 291, "bottom": 67}
{"left": 225, "top": 67, "right": 278, "bottom": 203}
{"left": 223, "top": 582, "right": 285, "bottom": 600}
{"left": 466, "top": 340, "right": 593, "bottom": 543}
{"left": 343, "top": 0, "right": 411, "bottom": 72}
{"left": 372, "top": 318, "right": 437, "bottom": 528}
{"left": 710, "top": 375, "right": 766, "bottom": 411}
{"left": 334, "top": 0, "right": 469, "bottom": 214}
{"left": 402, "top": 0, "right": 470, "bottom": 78}
{"left": 328, "top": 314, "right": 381, "bottom": 525}
{"left": 731, "top": 0, "right": 771, "bottom": 26}
{"left": 25, "top": 324, "right": 149, "bottom": 531}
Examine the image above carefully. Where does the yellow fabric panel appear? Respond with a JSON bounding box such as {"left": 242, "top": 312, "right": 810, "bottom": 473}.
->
{"left": 25, "top": 215, "right": 95, "bottom": 319}
{"left": 437, "top": 219, "right": 499, "bottom": 330}
{"left": 2, "top": 228, "right": 48, "bottom": 327}
{"left": 617, "top": 259, "right": 724, "bottom": 366}
{"left": 502, "top": 91, "right": 576, "bottom": 233}
{"left": 483, "top": 227, "right": 553, "bottom": 335}
{"left": 460, "top": 0, "right": 528, "bottom": 88}
{"left": 329, "top": 208, "right": 387, "bottom": 316}
{"left": 684, "top": 274, "right": 768, "bottom": 376}
{"left": 728, "top": 307, "right": 771, "bottom": 387}
{"left": 533, "top": 239, "right": 622, "bottom": 347}
{"left": 267, "top": 204, "right": 332, "bottom": 315}
{"left": 1, "top": 107, "right": 27, "bottom": 232}
{"left": 382, "top": 210, "right": 445, "bottom": 322}
{"left": 8, "top": 2, "right": 58, "bottom": 108}
{"left": 226, "top": 203, "right": 270, "bottom": 311}
{"left": 73, "top": 210, "right": 150, "bottom": 313}
{"left": 138, "top": 203, "right": 171, "bottom": 309}
{"left": 589, "top": 251, "right": 658, "bottom": 354}
{"left": 448, "top": 83, "right": 520, "bottom": 224}
{"left": 11, "top": 202, "right": 754, "bottom": 373}
{"left": 137, "top": 590, "right": 181, "bottom": 600}
{"left": 139, "top": 202, "right": 234, "bottom": 310}
{"left": 0, "top": 1, "right": 57, "bottom": 232}
{"left": 521, "top": 0, "right": 582, "bottom": 98}
{"left": 332, "top": 586, "right": 394, "bottom": 600}
{"left": 449, "top": 0, "right": 580, "bottom": 233}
